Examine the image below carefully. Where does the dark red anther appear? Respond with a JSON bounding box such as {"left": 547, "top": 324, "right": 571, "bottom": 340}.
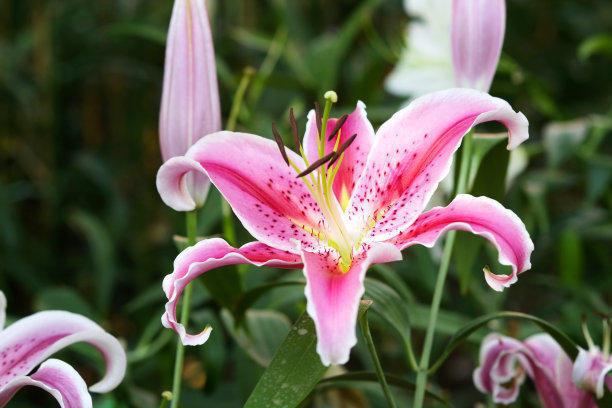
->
{"left": 314, "top": 102, "right": 322, "bottom": 135}
{"left": 272, "top": 122, "right": 290, "bottom": 166}
{"left": 289, "top": 108, "right": 301, "bottom": 150}
{"left": 327, "top": 114, "right": 348, "bottom": 141}
{"left": 296, "top": 152, "right": 335, "bottom": 178}
{"left": 327, "top": 133, "right": 357, "bottom": 168}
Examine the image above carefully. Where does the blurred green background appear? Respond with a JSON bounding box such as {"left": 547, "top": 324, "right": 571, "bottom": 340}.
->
{"left": 1, "top": 0, "right": 611, "bottom": 406}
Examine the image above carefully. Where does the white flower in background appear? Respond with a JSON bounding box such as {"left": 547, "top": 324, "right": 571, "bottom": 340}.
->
{"left": 385, "top": 0, "right": 454, "bottom": 97}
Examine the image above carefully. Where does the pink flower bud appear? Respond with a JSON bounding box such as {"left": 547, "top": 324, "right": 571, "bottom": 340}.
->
{"left": 160, "top": 0, "right": 221, "bottom": 160}
{"left": 159, "top": 0, "right": 221, "bottom": 208}
{"left": 452, "top": 0, "right": 506, "bottom": 91}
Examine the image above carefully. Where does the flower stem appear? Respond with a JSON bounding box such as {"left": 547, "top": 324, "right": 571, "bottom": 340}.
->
{"left": 359, "top": 312, "right": 397, "bottom": 408}
{"left": 170, "top": 210, "right": 198, "bottom": 408}
{"left": 226, "top": 66, "right": 255, "bottom": 132}
{"left": 413, "top": 133, "right": 473, "bottom": 408}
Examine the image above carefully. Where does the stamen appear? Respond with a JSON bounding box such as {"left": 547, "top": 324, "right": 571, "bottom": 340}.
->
{"left": 296, "top": 152, "right": 335, "bottom": 178}
{"left": 328, "top": 134, "right": 357, "bottom": 168}
{"left": 271, "top": 122, "right": 289, "bottom": 165}
{"left": 328, "top": 114, "right": 349, "bottom": 141}
{"left": 314, "top": 102, "right": 322, "bottom": 135}
{"left": 582, "top": 315, "right": 596, "bottom": 350}
{"left": 289, "top": 108, "right": 300, "bottom": 150}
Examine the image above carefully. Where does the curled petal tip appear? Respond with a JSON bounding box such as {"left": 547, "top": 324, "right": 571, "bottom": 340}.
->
{"left": 156, "top": 155, "right": 210, "bottom": 212}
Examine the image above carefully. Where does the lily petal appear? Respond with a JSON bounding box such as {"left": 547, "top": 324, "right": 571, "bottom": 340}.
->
{"left": 157, "top": 131, "right": 327, "bottom": 251}
{"left": 525, "top": 334, "right": 596, "bottom": 408}
{"left": 0, "top": 291, "right": 5, "bottom": 330}
{"left": 303, "top": 102, "right": 376, "bottom": 204}
{"left": 572, "top": 347, "right": 612, "bottom": 399}
{"left": 302, "top": 242, "right": 402, "bottom": 366}
{"left": 0, "top": 311, "right": 126, "bottom": 393}
{"left": 348, "top": 89, "right": 528, "bottom": 243}
{"left": 392, "top": 194, "right": 533, "bottom": 291}
{"left": 452, "top": 0, "right": 505, "bottom": 91}
{"left": 0, "top": 359, "right": 92, "bottom": 408}
{"left": 159, "top": 0, "right": 221, "bottom": 161}
{"left": 162, "top": 238, "right": 302, "bottom": 345}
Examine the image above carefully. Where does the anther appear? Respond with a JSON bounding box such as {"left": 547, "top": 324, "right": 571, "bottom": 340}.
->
{"left": 328, "top": 114, "right": 349, "bottom": 141}
{"left": 296, "top": 152, "right": 335, "bottom": 178}
{"left": 289, "top": 108, "right": 300, "bottom": 150}
{"left": 328, "top": 134, "right": 357, "bottom": 168}
{"left": 272, "top": 123, "right": 289, "bottom": 165}
{"left": 314, "top": 102, "right": 322, "bottom": 135}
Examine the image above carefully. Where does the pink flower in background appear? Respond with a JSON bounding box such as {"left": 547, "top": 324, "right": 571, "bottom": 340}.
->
{"left": 159, "top": 0, "right": 221, "bottom": 207}
{"left": 452, "top": 0, "right": 506, "bottom": 91}
{"left": 474, "top": 333, "right": 596, "bottom": 407}
{"left": 572, "top": 319, "right": 612, "bottom": 399}
{"left": 156, "top": 88, "right": 533, "bottom": 365}
{"left": 0, "top": 291, "right": 126, "bottom": 407}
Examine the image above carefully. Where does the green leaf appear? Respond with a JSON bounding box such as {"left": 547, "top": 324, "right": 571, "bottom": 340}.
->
{"left": 316, "top": 372, "right": 450, "bottom": 406}
{"left": 232, "top": 280, "right": 305, "bottom": 325}
{"left": 244, "top": 300, "right": 372, "bottom": 408}
{"left": 364, "top": 278, "right": 415, "bottom": 364}
{"left": 222, "top": 309, "right": 291, "bottom": 367}
{"left": 429, "top": 311, "right": 578, "bottom": 374}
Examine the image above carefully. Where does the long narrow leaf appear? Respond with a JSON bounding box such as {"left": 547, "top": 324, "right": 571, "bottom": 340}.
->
{"left": 429, "top": 311, "right": 578, "bottom": 374}
{"left": 244, "top": 301, "right": 372, "bottom": 408}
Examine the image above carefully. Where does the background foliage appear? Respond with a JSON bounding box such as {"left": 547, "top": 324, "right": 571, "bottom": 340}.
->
{"left": 1, "top": 0, "right": 611, "bottom": 406}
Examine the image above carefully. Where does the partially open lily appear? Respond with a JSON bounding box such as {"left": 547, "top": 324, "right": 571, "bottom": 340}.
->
{"left": 157, "top": 88, "right": 533, "bottom": 365}
{"left": 0, "top": 291, "right": 126, "bottom": 407}
{"left": 573, "top": 318, "right": 612, "bottom": 399}
{"left": 474, "top": 333, "right": 596, "bottom": 407}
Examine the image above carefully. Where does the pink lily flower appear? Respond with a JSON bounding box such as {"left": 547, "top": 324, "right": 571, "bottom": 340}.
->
{"left": 0, "top": 291, "right": 126, "bottom": 407}
{"left": 156, "top": 88, "right": 534, "bottom": 365}
{"left": 452, "top": 0, "right": 506, "bottom": 91}
{"left": 573, "top": 319, "right": 612, "bottom": 399}
{"left": 474, "top": 332, "right": 596, "bottom": 407}
{"left": 159, "top": 0, "right": 221, "bottom": 207}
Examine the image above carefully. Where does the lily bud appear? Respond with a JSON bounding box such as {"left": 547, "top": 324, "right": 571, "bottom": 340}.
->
{"left": 159, "top": 0, "right": 221, "bottom": 207}
{"left": 452, "top": 0, "right": 506, "bottom": 91}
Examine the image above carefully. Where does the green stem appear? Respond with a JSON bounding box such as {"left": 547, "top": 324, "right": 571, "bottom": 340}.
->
{"left": 413, "top": 133, "right": 473, "bottom": 408}
{"left": 359, "top": 312, "right": 397, "bottom": 408}
{"left": 170, "top": 210, "right": 198, "bottom": 408}
{"left": 226, "top": 67, "right": 255, "bottom": 132}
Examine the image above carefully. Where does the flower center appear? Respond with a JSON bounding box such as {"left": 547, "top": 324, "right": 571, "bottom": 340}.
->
{"left": 273, "top": 91, "right": 359, "bottom": 272}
